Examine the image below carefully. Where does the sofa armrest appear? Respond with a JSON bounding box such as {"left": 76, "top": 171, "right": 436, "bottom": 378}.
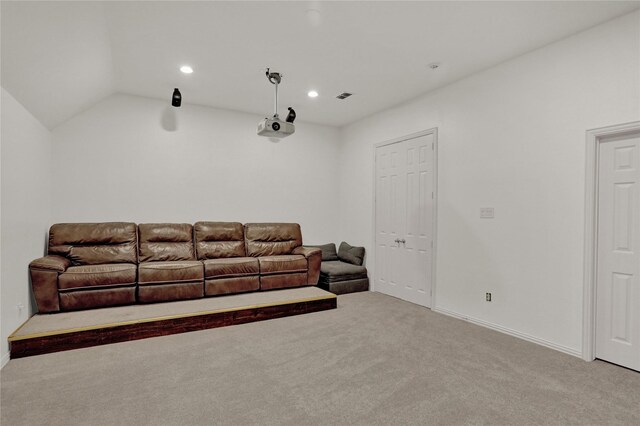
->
{"left": 292, "top": 247, "right": 322, "bottom": 285}
{"left": 292, "top": 246, "right": 321, "bottom": 259}
{"left": 29, "top": 256, "right": 68, "bottom": 313}
{"left": 30, "top": 255, "right": 70, "bottom": 272}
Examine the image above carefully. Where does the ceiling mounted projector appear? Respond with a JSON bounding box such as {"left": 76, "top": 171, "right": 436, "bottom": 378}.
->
{"left": 258, "top": 68, "right": 296, "bottom": 139}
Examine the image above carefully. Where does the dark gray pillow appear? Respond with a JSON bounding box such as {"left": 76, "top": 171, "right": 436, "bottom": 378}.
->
{"left": 304, "top": 243, "right": 338, "bottom": 261}
{"left": 337, "top": 242, "right": 365, "bottom": 266}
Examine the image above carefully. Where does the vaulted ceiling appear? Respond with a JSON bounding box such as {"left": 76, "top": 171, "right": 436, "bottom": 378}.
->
{"left": 2, "top": 1, "right": 639, "bottom": 129}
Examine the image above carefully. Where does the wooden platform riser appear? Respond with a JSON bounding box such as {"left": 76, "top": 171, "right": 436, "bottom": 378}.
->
{"left": 10, "top": 298, "right": 336, "bottom": 359}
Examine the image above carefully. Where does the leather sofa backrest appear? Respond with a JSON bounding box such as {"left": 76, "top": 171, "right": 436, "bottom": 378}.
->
{"left": 138, "top": 223, "right": 195, "bottom": 262}
{"left": 244, "top": 223, "right": 302, "bottom": 257}
{"left": 48, "top": 222, "right": 138, "bottom": 265}
{"left": 194, "top": 222, "right": 246, "bottom": 259}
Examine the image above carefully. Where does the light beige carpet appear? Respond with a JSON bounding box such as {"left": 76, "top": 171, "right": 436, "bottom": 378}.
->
{"left": 1, "top": 292, "right": 639, "bottom": 425}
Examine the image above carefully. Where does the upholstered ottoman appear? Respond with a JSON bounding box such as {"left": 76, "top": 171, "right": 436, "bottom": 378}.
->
{"left": 318, "top": 260, "right": 369, "bottom": 295}
{"left": 308, "top": 242, "right": 369, "bottom": 295}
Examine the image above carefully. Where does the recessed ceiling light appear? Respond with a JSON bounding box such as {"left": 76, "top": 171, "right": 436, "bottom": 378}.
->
{"left": 180, "top": 65, "right": 193, "bottom": 74}
{"left": 307, "top": 90, "right": 319, "bottom": 98}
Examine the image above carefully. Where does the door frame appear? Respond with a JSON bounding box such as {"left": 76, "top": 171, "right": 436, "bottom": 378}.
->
{"left": 371, "top": 128, "right": 438, "bottom": 308}
{"left": 583, "top": 121, "right": 640, "bottom": 361}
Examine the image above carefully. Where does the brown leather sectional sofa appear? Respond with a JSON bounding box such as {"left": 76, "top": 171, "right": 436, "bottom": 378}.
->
{"left": 29, "top": 222, "right": 321, "bottom": 313}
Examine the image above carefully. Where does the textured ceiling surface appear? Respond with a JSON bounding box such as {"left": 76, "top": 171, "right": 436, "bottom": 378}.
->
{"left": 2, "top": 1, "right": 639, "bottom": 129}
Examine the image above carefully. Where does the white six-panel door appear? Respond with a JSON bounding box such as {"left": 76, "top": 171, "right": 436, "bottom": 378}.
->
{"left": 375, "top": 133, "right": 434, "bottom": 307}
{"left": 596, "top": 134, "right": 640, "bottom": 371}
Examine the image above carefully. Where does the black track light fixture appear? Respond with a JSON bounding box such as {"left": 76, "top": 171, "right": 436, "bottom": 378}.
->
{"left": 171, "top": 88, "right": 182, "bottom": 107}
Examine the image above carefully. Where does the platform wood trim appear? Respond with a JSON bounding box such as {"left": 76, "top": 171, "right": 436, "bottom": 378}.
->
{"left": 9, "top": 294, "right": 336, "bottom": 359}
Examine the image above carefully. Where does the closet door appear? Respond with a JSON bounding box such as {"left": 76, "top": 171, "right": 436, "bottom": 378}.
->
{"left": 596, "top": 134, "right": 640, "bottom": 371}
{"left": 375, "top": 133, "right": 434, "bottom": 307}
{"left": 375, "top": 142, "right": 406, "bottom": 299}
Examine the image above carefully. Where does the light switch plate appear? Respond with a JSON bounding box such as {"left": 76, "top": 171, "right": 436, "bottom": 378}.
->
{"left": 480, "top": 207, "right": 494, "bottom": 218}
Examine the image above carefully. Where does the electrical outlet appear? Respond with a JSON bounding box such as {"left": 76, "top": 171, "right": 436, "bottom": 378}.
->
{"left": 480, "top": 208, "right": 494, "bottom": 218}
{"left": 485, "top": 293, "right": 492, "bottom": 302}
{"left": 17, "top": 303, "right": 25, "bottom": 315}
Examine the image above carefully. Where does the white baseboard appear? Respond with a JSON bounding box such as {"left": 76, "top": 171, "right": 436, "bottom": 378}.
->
{"left": 433, "top": 306, "right": 582, "bottom": 358}
{"left": 1, "top": 351, "right": 10, "bottom": 369}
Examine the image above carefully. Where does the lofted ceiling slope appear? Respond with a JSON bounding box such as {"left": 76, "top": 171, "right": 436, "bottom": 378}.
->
{"left": 1, "top": 1, "right": 114, "bottom": 130}
{"left": 2, "top": 1, "right": 639, "bottom": 130}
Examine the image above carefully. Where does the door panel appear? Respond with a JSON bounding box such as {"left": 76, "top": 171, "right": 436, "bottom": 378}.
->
{"left": 376, "top": 142, "right": 405, "bottom": 298}
{"left": 375, "top": 134, "right": 434, "bottom": 307}
{"left": 596, "top": 135, "right": 640, "bottom": 371}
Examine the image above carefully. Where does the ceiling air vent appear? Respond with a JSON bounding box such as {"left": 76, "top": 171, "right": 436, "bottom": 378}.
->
{"left": 336, "top": 92, "right": 353, "bottom": 100}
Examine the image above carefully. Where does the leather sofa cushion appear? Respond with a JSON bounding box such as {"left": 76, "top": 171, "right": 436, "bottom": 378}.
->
{"left": 138, "top": 282, "right": 203, "bottom": 303}
{"left": 48, "top": 223, "right": 137, "bottom": 265}
{"left": 258, "top": 255, "right": 307, "bottom": 275}
{"left": 138, "top": 223, "right": 195, "bottom": 262}
{"left": 195, "top": 222, "right": 246, "bottom": 259}
{"left": 205, "top": 276, "right": 259, "bottom": 296}
{"left": 58, "top": 264, "right": 137, "bottom": 290}
{"left": 203, "top": 257, "right": 259, "bottom": 279}
{"left": 304, "top": 243, "right": 338, "bottom": 261}
{"left": 260, "top": 272, "right": 307, "bottom": 290}
{"left": 138, "top": 261, "right": 203, "bottom": 285}
{"left": 245, "top": 223, "right": 302, "bottom": 256}
{"left": 60, "top": 287, "right": 136, "bottom": 311}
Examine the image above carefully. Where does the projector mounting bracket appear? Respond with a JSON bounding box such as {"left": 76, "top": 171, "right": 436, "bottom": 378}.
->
{"left": 266, "top": 68, "right": 282, "bottom": 118}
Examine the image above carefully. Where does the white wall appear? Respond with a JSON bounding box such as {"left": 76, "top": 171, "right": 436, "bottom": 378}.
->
{"left": 51, "top": 93, "right": 341, "bottom": 245}
{"left": 1, "top": 88, "right": 52, "bottom": 366}
{"left": 338, "top": 11, "right": 640, "bottom": 355}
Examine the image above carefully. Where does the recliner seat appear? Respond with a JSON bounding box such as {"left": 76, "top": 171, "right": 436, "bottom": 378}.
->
{"left": 244, "top": 223, "right": 321, "bottom": 291}
{"left": 32, "top": 222, "right": 138, "bottom": 312}
{"left": 137, "top": 223, "right": 204, "bottom": 303}
{"left": 195, "top": 222, "right": 260, "bottom": 296}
